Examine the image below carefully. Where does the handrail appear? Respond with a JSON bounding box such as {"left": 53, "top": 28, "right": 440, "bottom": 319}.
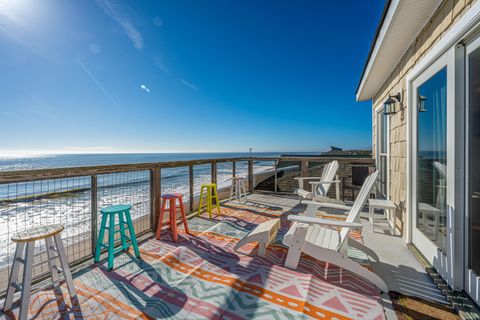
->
{"left": 0, "top": 156, "right": 373, "bottom": 184}
{"left": 0, "top": 157, "right": 273, "bottom": 183}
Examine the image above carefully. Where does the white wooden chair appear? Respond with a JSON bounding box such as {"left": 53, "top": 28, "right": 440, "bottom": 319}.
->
{"left": 294, "top": 160, "right": 341, "bottom": 203}
{"left": 433, "top": 161, "right": 446, "bottom": 212}
{"left": 283, "top": 171, "right": 388, "bottom": 293}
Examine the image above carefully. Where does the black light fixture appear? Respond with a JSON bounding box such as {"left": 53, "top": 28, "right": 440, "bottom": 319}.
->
{"left": 383, "top": 92, "right": 402, "bottom": 115}
{"left": 418, "top": 95, "right": 427, "bottom": 112}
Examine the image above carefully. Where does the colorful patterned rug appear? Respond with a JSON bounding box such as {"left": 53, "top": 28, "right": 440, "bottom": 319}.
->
{"left": 0, "top": 203, "right": 386, "bottom": 319}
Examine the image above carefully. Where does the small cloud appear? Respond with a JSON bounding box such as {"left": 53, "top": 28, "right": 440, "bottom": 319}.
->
{"left": 180, "top": 78, "right": 199, "bottom": 91}
{"left": 140, "top": 84, "right": 150, "bottom": 93}
{"left": 153, "top": 56, "right": 169, "bottom": 75}
{"left": 89, "top": 43, "right": 101, "bottom": 54}
{"left": 153, "top": 16, "right": 163, "bottom": 28}
{"left": 75, "top": 57, "right": 120, "bottom": 109}
{"left": 96, "top": 0, "right": 143, "bottom": 50}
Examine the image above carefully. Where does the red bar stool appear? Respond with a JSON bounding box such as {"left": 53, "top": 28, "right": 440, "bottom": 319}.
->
{"left": 156, "top": 193, "right": 190, "bottom": 242}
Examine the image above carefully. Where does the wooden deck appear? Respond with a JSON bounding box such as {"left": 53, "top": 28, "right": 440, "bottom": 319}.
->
{"left": 0, "top": 192, "right": 448, "bottom": 320}
{"left": 236, "top": 192, "right": 448, "bottom": 319}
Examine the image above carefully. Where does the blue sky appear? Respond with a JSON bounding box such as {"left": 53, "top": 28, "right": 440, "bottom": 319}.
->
{"left": 0, "top": 0, "right": 383, "bottom": 154}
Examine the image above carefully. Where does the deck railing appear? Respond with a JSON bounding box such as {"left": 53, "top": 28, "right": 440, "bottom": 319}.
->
{"left": 0, "top": 155, "right": 374, "bottom": 295}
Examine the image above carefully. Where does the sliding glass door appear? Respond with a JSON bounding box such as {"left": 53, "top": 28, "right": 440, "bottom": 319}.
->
{"left": 465, "top": 36, "right": 480, "bottom": 300}
{"left": 411, "top": 48, "right": 454, "bottom": 269}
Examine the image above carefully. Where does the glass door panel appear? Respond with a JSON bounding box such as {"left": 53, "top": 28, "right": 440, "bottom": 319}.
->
{"left": 468, "top": 46, "right": 480, "bottom": 275}
{"left": 416, "top": 67, "right": 447, "bottom": 252}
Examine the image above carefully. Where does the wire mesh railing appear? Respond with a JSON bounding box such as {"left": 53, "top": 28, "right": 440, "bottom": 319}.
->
{"left": 216, "top": 161, "right": 234, "bottom": 199}
{"left": 0, "top": 155, "right": 375, "bottom": 296}
{"left": 233, "top": 160, "right": 250, "bottom": 189}
{"left": 160, "top": 167, "right": 189, "bottom": 220}
{"left": 0, "top": 176, "right": 91, "bottom": 293}
{"left": 97, "top": 170, "right": 151, "bottom": 236}
{"left": 252, "top": 160, "right": 277, "bottom": 191}
{"left": 272, "top": 160, "right": 303, "bottom": 193}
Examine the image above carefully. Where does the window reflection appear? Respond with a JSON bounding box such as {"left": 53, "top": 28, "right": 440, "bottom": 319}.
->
{"left": 469, "top": 47, "right": 480, "bottom": 275}
{"left": 416, "top": 67, "right": 447, "bottom": 252}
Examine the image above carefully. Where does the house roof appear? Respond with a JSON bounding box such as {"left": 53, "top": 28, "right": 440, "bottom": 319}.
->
{"left": 356, "top": 0, "right": 442, "bottom": 101}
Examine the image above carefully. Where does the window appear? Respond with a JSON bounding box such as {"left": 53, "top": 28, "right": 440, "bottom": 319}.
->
{"left": 377, "top": 110, "right": 389, "bottom": 198}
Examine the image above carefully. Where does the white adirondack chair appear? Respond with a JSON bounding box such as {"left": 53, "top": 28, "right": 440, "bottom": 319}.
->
{"left": 283, "top": 171, "right": 388, "bottom": 293}
{"left": 294, "top": 160, "right": 341, "bottom": 203}
{"left": 433, "top": 161, "right": 447, "bottom": 211}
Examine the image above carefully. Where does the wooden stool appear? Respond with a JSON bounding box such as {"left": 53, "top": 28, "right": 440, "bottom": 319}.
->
{"left": 94, "top": 204, "right": 140, "bottom": 271}
{"left": 156, "top": 193, "right": 190, "bottom": 242}
{"left": 3, "top": 224, "right": 77, "bottom": 320}
{"left": 229, "top": 176, "right": 247, "bottom": 203}
{"left": 198, "top": 183, "right": 221, "bottom": 218}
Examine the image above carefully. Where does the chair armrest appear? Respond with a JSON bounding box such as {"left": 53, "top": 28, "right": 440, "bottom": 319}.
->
{"left": 295, "top": 177, "right": 321, "bottom": 190}
{"left": 309, "top": 180, "right": 341, "bottom": 185}
{"left": 303, "top": 200, "right": 352, "bottom": 212}
{"left": 288, "top": 215, "right": 363, "bottom": 229}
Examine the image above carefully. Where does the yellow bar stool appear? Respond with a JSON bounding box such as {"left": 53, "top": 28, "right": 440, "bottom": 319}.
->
{"left": 198, "top": 183, "right": 221, "bottom": 218}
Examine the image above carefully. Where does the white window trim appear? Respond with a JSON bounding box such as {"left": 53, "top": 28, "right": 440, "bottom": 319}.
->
{"left": 376, "top": 106, "right": 390, "bottom": 199}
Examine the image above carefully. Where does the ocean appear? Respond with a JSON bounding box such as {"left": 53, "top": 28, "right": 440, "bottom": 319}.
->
{"left": 0, "top": 152, "right": 284, "bottom": 171}
{"left": 0, "top": 152, "right": 291, "bottom": 270}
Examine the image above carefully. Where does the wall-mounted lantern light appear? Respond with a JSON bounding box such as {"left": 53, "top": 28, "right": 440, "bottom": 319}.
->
{"left": 383, "top": 92, "right": 402, "bottom": 115}
{"left": 418, "top": 95, "right": 427, "bottom": 112}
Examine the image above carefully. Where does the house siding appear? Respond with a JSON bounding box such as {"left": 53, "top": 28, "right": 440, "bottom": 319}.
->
{"left": 371, "top": 0, "right": 476, "bottom": 239}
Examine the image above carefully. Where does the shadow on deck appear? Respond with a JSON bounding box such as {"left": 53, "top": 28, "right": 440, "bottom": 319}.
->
{"left": 0, "top": 192, "right": 448, "bottom": 320}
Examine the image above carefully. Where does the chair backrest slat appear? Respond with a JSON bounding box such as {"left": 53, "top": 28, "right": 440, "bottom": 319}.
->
{"left": 316, "top": 161, "right": 339, "bottom": 196}
{"left": 434, "top": 161, "right": 446, "bottom": 179}
{"left": 338, "top": 171, "right": 379, "bottom": 247}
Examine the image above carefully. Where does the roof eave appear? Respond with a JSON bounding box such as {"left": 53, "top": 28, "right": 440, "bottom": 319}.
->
{"left": 355, "top": 0, "right": 393, "bottom": 101}
{"left": 356, "top": 0, "right": 397, "bottom": 102}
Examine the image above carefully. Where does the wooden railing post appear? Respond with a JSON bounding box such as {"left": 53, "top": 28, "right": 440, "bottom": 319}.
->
{"left": 274, "top": 160, "right": 278, "bottom": 192}
{"left": 151, "top": 167, "right": 161, "bottom": 232}
{"left": 189, "top": 165, "right": 194, "bottom": 212}
{"left": 211, "top": 161, "right": 217, "bottom": 184}
{"left": 211, "top": 161, "right": 218, "bottom": 203}
{"left": 248, "top": 160, "right": 254, "bottom": 191}
{"left": 90, "top": 174, "right": 98, "bottom": 256}
{"left": 301, "top": 160, "right": 309, "bottom": 177}
{"left": 232, "top": 161, "right": 236, "bottom": 178}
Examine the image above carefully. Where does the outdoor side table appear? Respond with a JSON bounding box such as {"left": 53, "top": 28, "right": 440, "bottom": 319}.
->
{"left": 368, "top": 199, "right": 398, "bottom": 234}
{"left": 418, "top": 202, "right": 441, "bottom": 241}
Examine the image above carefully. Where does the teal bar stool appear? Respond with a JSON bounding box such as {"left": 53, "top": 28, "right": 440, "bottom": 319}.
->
{"left": 94, "top": 204, "right": 140, "bottom": 270}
